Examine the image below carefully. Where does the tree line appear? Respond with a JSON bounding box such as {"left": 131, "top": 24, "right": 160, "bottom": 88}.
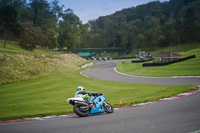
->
{"left": 80, "top": 0, "right": 200, "bottom": 50}
{"left": 0, "top": 0, "right": 200, "bottom": 51}
{"left": 0, "top": 0, "right": 83, "bottom": 50}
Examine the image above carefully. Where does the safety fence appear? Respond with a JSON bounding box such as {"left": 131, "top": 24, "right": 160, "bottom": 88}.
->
{"left": 81, "top": 62, "right": 93, "bottom": 68}
{"left": 142, "top": 55, "right": 196, "bottom": 67}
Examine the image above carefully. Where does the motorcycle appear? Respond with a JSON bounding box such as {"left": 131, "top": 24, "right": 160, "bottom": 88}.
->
{"left": 66, "top": 93, "right": 114, "bottom": 117}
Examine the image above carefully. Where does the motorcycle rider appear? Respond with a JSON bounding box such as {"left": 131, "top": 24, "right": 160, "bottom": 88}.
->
{"left": 75, "top": 86, "right": 98, "bottom": 103}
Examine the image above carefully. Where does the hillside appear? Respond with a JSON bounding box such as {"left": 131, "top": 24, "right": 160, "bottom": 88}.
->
{"left": 0, "top": 41, "right": 89, "bottom": 85}
{"left": 81, "top": 0, "right": 200, "bottom": 51}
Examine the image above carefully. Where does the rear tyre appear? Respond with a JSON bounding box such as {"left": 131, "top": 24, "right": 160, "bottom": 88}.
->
{"left": 103, "top": 102, "right": 114, "bottom": 113}
{"left": 73, "top": 104, "right": 89, "bottom": 117}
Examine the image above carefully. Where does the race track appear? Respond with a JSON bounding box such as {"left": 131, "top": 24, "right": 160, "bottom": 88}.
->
{"left": 81, "top": 60, "right": 200, "bottom": 85}
{"left": 1, "top": 91, "right": 200, "bottom": 133}
{"left": 0, "top": 60, "right": 200, "bottom": 133}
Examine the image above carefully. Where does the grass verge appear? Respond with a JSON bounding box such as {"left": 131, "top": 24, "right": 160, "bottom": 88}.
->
{"left": 0, "top": 71, "right": 198, "bottom": 121}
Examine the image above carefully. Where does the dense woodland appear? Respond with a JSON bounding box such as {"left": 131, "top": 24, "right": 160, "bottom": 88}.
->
{"left": 0, "top": 0, "right": 200, "bottom": 51}
{"left": 0, "top": 0, "right": 81, "bottom": 50}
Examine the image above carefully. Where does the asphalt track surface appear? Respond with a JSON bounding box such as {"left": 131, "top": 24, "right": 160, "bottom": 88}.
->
{"left": 0, "top": 60, "right": 200, "bottom": 133}
{"left": 81, "top": 60, "right": 200, "bottom": 85}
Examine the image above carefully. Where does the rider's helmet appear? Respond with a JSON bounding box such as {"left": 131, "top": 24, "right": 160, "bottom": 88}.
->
{"left": 77, "top": 86, "right": 85, "bottom": 91}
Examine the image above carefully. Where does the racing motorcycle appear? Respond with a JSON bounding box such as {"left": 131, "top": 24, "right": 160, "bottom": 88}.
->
{"left": 66, "top": 93, "right": 114, "bottom": 117}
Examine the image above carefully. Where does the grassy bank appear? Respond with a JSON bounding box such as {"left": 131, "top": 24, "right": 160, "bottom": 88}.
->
{"left": 0, "top": 41, "right": 89, "bottom": 84}
{"left": 0, "top": 40, "right": 57, "bottom": 56}
{"left": 0, "top": 71, "right": 198, "bottom": 121}
{"left": 116, "top": 43, "right": 200, "bottom": 77}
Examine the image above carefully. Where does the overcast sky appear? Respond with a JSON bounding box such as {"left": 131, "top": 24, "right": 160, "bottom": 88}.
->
{"left": 48, "top": 0, "right": 169, "bottom": 24}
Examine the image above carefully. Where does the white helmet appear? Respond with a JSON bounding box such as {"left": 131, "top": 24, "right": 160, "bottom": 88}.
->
{"left": 77, "top": 86, "right": 85, "bottom": 91}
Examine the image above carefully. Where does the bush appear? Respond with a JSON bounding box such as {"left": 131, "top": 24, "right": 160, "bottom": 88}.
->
{"left": 19, "top": 22, "right": 48, "bottom": 50}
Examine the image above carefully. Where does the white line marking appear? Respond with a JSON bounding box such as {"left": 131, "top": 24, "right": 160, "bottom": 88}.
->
{"left": 32, "top": 117, "right": 44, "bottom": 120}
{"left": 137, "top": 103, "right": 149, "bottom": 106}
{"left": 80, "top": 72, "right": 89, "bottom": 78}
{"left": 114, "top": 67, "right": 200, "bottom": 78}
{"left": 178, "top": 93, "right": 192, "bottom": 96}
{"left": 114, "top": 67, "right": 170, "bottom": 79}
{"left": 160, "top": 97, "right": 178, "bottom": 100}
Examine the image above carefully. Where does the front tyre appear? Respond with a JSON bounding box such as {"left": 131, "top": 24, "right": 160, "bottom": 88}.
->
{"left": 73, "top": 104, "right": 89, "bottom": 117}
{"left": 103, "top": 102, "right": 114, "bottom": 113}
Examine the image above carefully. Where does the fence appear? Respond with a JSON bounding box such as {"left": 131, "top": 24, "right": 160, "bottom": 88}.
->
{"left": 142, "top": 55, "right": 196, "bottom": 67}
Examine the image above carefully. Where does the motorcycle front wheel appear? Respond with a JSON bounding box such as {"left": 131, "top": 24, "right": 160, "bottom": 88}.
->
{"left": 73, "top": 104, "right": 89, "bottom": 117}
{"left": 103, "top": 102, "right": 114, "bottom": 113}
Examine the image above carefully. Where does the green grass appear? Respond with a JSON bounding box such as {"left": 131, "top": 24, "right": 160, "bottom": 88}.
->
{"left": 0, "top": 71, "right": 198, "bottom": 121}
{"left": 0, "top": 41, "right": 27, "bottom": 54}
{"left": 0, "top": 40, "right": 59, "bottom": 57}
{"left": 0, "top": 41, "right": 89, "bottom": 84}
{"left": 116, "top": 43, "right": 200, "bottom": 77}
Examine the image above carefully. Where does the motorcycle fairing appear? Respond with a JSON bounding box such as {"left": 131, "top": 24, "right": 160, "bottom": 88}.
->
{"left": 89, "top": 95, "right": 105, "bottom": 114}
{"left": 66, "top": 97, "right": 84, "bottom": 103}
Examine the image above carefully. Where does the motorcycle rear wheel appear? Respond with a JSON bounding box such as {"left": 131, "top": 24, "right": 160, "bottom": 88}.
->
{"left": 73, "top": 104, "right": 89, "bottom": 117}
{"left": 103, "top": 102, "right": 114, "bottom": 113}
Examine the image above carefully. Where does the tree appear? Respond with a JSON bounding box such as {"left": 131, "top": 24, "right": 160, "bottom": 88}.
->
{"left": 144, "top": 16, "right": 165, "bottom": 48}
{"left": 58, "top": 9, "right": 81, "bottom": 50}
{"left": 0, "top": 5, "right": 20, "bottom": 47}
{"left": 118, "top": 22, "right": 131, "bottom": 49}
{"left": 51, "top": 0, "right": 64, "bottom": 18}
{"left": 0, "top": 0, "right": 13, "bottom": 8}
{"left": 46, "top": 28, "right": 58, "bottom": 50}
{"left": 78, "top": 24, "right": 90, "bottom": 48}
{"left": 181, "top": 3, "right": 200, "bottom": 44}
{"left": 19, "top": 22, "right": 48, "bottom": 50}
{"left": 29, "top": 0, "right": 61, "bottom": 50}
{"left": 163, "top": 18, "right": 176, "bottom": 45}
{"left": 118, "top": 19, "right": 146, "bottom": 49}
{"left": 174, "top": 20, "right": 183, "bottom": 46}
{"left": 29, "top": 0, "right": 49, "bottom": 26}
